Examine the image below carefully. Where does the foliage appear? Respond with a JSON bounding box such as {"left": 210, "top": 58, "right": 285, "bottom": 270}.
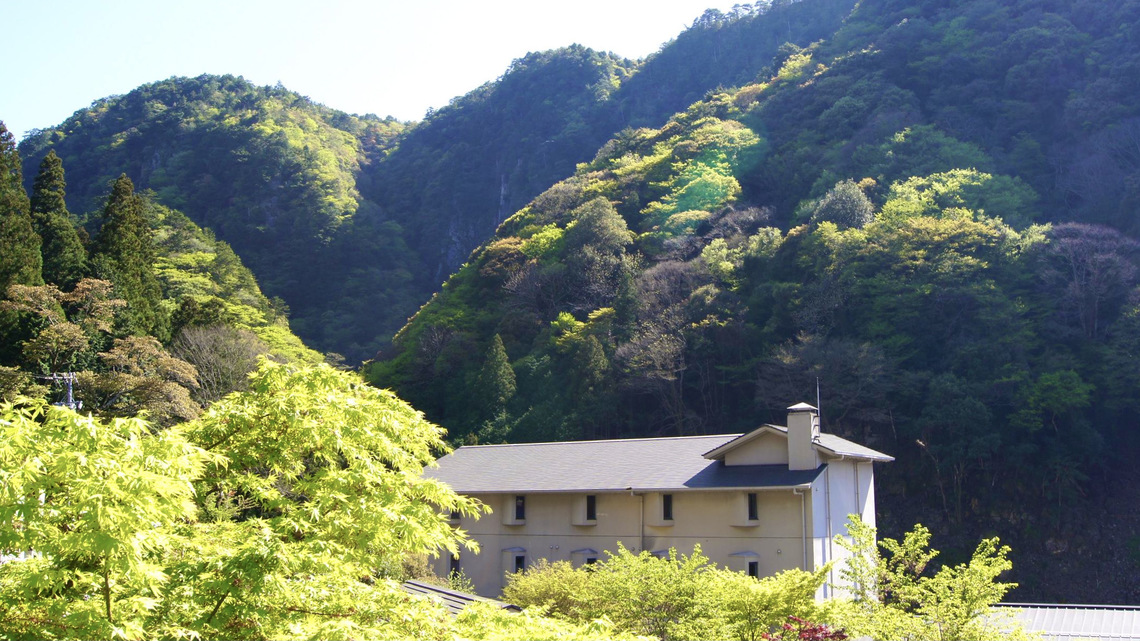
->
{"left": 504, "top": 544, "right": 832, "bottom": 641}
{"left": 834, "top": 517, "right": 1028, "bottom": 641}
{"left": 761, "top": 616, "right": 848, "bottom": 641}
{"left": 453, "top": 601, "right": 648, "bottom": 641}
{"left": 74, "top": 335, "right": 200, "bottom": 425}
{"left": 501, "top": 559, "right": 595, "bottom": 619}
{"left": 0, "top": 362, "right": 571, "bottom": 640}
{"left": 0, "top": 397, "right": 216, "bottom": 640}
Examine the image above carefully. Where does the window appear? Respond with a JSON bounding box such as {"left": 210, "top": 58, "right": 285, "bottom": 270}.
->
{"left": 514, "top": 495, "right": 526, "bottom": 521}
{"left": 585, "top": 495, "right": 597, "bottom": 521}
{"left": 662, "top": 493, "right": 673, "bottom": 521}
{"left": 572, "top": 548, "right": 599, "bottom": 568}
{"left": 514, "top": 554, "right": 526, "bottom": 573}
{"left": 747, "top": 560, "right": 759, "bottom": 578}
{"left": 747, "top": 492, "right": 758, "bottom": 521}
{"left": 449, "top": 509, "right": 461, "bottom": 522}
{"left": 450, "top": 554, "right": 461, "bottom": 575}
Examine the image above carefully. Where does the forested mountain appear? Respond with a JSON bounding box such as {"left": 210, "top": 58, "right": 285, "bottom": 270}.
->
{"left": 18, "top": 0, "right": 853, "bottom": 361}
{"left": 366, "top": 0, "right": 1140, "bottom": 603}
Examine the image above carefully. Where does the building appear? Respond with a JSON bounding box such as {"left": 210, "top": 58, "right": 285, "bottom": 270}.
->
{"left": 426, "top": 403, "right": 893, "bottom": 597}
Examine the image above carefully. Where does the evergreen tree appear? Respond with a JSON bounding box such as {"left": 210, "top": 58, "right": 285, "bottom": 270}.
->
{"left": 0, "top": 121, "right": 43, "bottom": 293}
{"left": 91, "top": 174, "right": 167, "bottom": 339}
{"left": 476, "top": 334, "right": 516, "bottom": 416}
{"left": 30, "top": 150, "right": 86, "bottom": 287}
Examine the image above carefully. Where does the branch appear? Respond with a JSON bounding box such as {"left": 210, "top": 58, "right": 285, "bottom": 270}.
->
{"left": 282, "top": 605, "right": 357, "bottom": 618}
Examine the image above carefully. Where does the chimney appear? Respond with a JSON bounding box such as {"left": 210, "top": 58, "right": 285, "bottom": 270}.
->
{"left": 787, "top": 402, "right": 819, "bottom": 471}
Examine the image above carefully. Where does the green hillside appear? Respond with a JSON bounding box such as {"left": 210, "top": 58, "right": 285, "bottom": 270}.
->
{"left": 17, "top": 0, "right": 853, "bottom": 362}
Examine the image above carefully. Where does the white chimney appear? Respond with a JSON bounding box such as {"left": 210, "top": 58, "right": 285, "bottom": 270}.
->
{"left": 787, "top": 402, "right": 820, "bottom": 471}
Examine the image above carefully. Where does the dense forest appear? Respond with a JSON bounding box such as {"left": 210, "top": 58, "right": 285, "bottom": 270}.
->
{"left": 5, "top": 0, "right": 1140, "bottom": 606}
{"left": 1, "top": 120, "right": 320, "bottom": 426}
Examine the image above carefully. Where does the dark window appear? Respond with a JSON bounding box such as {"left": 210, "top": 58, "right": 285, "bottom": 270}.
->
{"left": 514, "top": 554, "right": 526, "bottom": 573}
{"left": 747, "top": 560, "right": 759, "bottom": 577}
{"left": 449, "top": 509, "right": 461, "bottom": 521}
{"left": 662, "top": 494, "right": 673, "bottom": 521}
{"left": 585, "top": 557, "right": 597, "bottom": 566}
{"left": 586, "top": 495, "right": 597, "bottom": 521}
{"left": 514, "top": 495, "right": 526, "bottom": 521}
{"left": 747, "top": 493, "right": 758, "bottom": 521}
{"left": 450, "top": 554, "right": 460, "bottom": 575}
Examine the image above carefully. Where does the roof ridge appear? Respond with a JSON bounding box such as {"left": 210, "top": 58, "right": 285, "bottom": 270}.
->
{"left": 455, "top": 433, "right": 744, "bottom": 449}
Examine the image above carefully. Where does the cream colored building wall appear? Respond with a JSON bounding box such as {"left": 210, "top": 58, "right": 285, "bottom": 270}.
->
{"left": 723, "top": 431, "right": 789, "bottom": 466}
{"left": 438, "top": 489, "right": 815, "bottom": 598}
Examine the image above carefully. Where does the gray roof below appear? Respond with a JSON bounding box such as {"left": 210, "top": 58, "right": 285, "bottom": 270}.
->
{"left": 426, "top": 434, "right": 826, "bottom": 493}
{"left": 994, "top": 603, "right": 1140, "bottom": 640}
{"left": 401, "top": 580, "right": 521, "bottom": 616}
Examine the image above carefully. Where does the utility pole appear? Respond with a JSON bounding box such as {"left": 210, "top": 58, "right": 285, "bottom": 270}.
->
{"left": 38, "top": 372, "right": 81, "bottom": 410}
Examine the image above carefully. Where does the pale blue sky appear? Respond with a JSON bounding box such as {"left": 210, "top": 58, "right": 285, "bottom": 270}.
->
{"left": 2, "top": 0, "right": 735, "bottom": 141}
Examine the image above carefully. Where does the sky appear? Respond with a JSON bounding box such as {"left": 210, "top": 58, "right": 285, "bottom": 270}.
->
{"left": 2, "top": 0, "right": 739, "bottom": 142}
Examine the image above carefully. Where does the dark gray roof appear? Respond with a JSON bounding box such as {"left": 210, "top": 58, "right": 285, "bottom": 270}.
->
{"left": 816, "top": 433, "right": 895, "bottom": 462}
{"left": 994, "top": 603, "right": 1140, "bottom": 640}
{"left": 426, "top": 434, "right": 826, "bottom": 493}
{"left": 401, "top": 580, "right": 521, "bottom": 616}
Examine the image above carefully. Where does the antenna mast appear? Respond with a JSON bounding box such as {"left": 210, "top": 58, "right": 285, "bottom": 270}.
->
{"left": 816, "top": 376, "right": 822, "bottom": 423}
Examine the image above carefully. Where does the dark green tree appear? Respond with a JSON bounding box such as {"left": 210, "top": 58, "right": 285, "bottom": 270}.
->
{"left": 30, "top": 151, "right": 86, "bottom": 287}
{"left": 476, "top": 334, "right": 516, "bottom": 417}
{"left": 0, "top": 121, "right": 43, "bottom": 293}
{"left": 91, "top": 175, "right": 167, "bottom": 339}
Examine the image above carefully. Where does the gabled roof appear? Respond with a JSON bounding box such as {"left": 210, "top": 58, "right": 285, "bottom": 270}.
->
{"left": 426, "top": 434, "right": 825, "bottom": 493}
{"left": 702, "top": 425, "right": 894, "bottom": 463}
